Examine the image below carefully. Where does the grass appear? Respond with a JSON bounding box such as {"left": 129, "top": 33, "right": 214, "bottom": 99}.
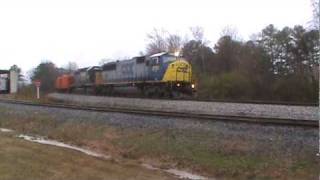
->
{"left": 0, "top": 132, "right": 173, "bottom": 180}
{"left": 1, "top": 85, "right": 52, "bottom": 103}
{"left": 0, "top": 106, "right": 318, "bottom": 180}
{"left": 115, "top": 129, "right": 319, "bottom": 179}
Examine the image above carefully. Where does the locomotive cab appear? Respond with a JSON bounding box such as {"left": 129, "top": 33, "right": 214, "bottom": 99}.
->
{"left": 146, "top": 52, "right": 195, "bottom": 95}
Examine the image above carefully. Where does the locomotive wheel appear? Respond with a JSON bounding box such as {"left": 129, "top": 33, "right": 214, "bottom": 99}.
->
{"left": 171, "top": 91, "right": 182, "bottom": 99}
{"left": 164, "top": 89, "right": 172, "bottom": 98}
{"left": 105, "top": 86, "right": 114, "bottom": 96}
{"left": 158, "top": 86, "right": 169, "bottom": 98}
{"left": 144, "top": 87, "right": 156, "bottom": 98}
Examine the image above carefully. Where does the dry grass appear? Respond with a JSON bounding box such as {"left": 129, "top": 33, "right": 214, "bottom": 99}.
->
{"left": 0, "top": 132, "right": 174, "bottom": 180}
{"left": 0, "top": 106, "right": 318, "bottom": 180}
{"left": 2, "top": 85, "right": 52, "bottom": 103}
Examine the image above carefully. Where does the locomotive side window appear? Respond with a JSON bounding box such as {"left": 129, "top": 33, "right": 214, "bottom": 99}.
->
{"left": 136, "top": 56, "right": 145, "bottom": 64}
{"left": 102, "top": 63, "right": 116, "bottom": 71}
{"left": 151, "top": 57, "right": 159, "bottom": 65}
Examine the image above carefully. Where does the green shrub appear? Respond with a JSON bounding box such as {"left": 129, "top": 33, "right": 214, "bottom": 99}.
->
{"left": 197, "top": 72, "right": 253, "bottom": 100}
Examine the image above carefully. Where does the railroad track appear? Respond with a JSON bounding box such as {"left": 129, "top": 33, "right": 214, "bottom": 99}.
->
{"left": 0, "top": 98, "right": 318, "bottom": 127}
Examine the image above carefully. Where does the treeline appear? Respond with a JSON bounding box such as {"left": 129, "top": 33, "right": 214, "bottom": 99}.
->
{"left": 29, "top": 61, "right": 77, "bottom": 92}
{"left": 146, "top": 25, "right": 319, "bottom": 102}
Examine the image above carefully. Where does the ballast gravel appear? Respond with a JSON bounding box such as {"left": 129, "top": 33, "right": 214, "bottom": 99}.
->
{"left": 48, "top": 93, "right": 319, "bottom": 121}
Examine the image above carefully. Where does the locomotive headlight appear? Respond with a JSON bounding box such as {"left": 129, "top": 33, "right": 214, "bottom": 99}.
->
{"left": 177, "top": 83, "right": 181, "bottom": 87}
{"left": 191, "top": 84, "right": 195, "bottom": 89}
{"left": 174, "top": 51, "right": 180, "bottom": 57}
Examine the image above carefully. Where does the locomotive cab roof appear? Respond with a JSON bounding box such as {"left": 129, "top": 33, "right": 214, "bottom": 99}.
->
{"left": 87, "top": 66, "right": 102, "bottom": 71}
{"left": 149, "top": 52, "right": 168, "bottom": 58}
{"left": 149, "top": 52, "right": 179, "bottom": 58}
{"left": 75, "top": 66, "right": 101, "bottom": 74}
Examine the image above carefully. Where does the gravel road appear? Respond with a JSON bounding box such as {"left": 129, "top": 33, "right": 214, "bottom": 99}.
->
{"left": 48, "top": 93, "right": 319, "bottom": 121}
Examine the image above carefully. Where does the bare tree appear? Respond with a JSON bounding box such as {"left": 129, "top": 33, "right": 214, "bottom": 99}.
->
{"left": 190, "top": 26, "right": 204, "bottom": 42}
{"left": 311, "top": 0, "right": 320, "bottom": 29}
{"left": 189, "top": 26, "right": 209, "bottom": 72}
{"left": 146, "top": 28, "right": 168, "bottom": 55}
{"left": 167, "top": 34, "right": 183, "bottom": 53}
{"left": 65, "top": 62, "right": 78, "bottom": 73}
{"left": 220, "top": 25, "right": 241, "bottom": 41}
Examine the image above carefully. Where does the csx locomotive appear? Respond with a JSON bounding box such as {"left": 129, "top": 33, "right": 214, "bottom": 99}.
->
{"left": 55, "top": 52, "right": 195, "bottom": 97}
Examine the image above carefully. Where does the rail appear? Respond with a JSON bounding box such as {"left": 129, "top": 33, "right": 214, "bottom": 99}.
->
{"left": 0, "top": 98, "right": 317, "bottom": 127}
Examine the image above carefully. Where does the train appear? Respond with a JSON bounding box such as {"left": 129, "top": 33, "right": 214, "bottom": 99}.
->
{"left": 55, "top": 52, "right": 196, "bottom": 97}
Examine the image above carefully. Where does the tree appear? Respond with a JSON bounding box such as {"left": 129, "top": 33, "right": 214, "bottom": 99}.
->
{"left": 183, "top": 26, "right": 212, "bottom": 73}
{"left": 190, "top": 26, "right": 205, "bottom": 42}
{"left": 311, "top": 0, "right": 320, "bottom": 29}
{"left": 291, "top": 26, "right": 319, "bottom": 95}
{"left": 145, "top": 28, "right": 184, "bottom": 55}
{"left": 220, "top": 26, "right": 241, "bottom": 41}
{"left": 145, "top": 28, "right": 168, "bottom": 55}
{"left": 10, "top": 65, "right": 21, "bottom": 74}
{"left": 273, "top": 26, "right": 293, "bottom": 75}
{"left": 30, "top": 61, "right": 59, "bottom": 92}
{"left": 166, "top": 34, "right": 183, "bottom": 53}
{"left": 259, "top": 24, "right": 279, "bottom": 74}
{"left": 214, "top": 35, "right": 242, "bottom": 73}
{"left": 182, "top": 40, "right": 214, "bottom": 73}
{"left": 302, "top": 29, "right": 320, "bottom": 78}
{"left": 64, "top": 62, "right": 78, "bottom": 73}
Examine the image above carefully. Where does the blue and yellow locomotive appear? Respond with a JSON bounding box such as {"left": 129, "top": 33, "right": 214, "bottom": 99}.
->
{"left": 56, "top": 52, "right": 195, "bottom": 97}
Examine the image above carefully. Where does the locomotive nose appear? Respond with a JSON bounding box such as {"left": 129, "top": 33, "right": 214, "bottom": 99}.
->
{"left": 162, "top": 59, "right": 192, "bottom": 83}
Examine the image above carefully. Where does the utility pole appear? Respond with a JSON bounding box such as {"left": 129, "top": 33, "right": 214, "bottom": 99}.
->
{"left": 318, "top": 4, "right": 320, "bottom": 157}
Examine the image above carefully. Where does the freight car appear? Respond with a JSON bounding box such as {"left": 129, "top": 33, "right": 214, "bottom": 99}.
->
{"left": 55, "top": 52, "right": 195, "bottom": 97}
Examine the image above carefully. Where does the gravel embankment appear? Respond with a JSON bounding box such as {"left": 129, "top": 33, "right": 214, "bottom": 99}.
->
{"left": 48, "top": 93, "right": 319, "bottom": 121}
{"left": 0, "top": 102, "right": 317, "bottom": 157}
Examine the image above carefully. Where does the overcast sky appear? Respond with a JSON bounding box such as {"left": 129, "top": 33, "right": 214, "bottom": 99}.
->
{"left": 0, "top": 0, "right": 314, "bottom": 74}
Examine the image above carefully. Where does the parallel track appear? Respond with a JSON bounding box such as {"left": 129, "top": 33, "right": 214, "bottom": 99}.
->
{"left": 0, "top": 98, "right": 317, "bottom": 127}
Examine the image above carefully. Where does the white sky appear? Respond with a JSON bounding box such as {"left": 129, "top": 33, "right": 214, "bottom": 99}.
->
{"left": 0, "top": 0, "right": 314, "bottom": 75}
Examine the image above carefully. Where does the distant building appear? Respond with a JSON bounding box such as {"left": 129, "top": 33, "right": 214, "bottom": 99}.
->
{"left": 0, "top": 69, "right": 19, "bottom": 94}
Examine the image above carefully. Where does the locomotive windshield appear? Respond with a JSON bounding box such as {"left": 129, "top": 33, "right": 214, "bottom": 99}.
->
{"left": 162, "top": 56, "right": 176, "bottom": 64}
